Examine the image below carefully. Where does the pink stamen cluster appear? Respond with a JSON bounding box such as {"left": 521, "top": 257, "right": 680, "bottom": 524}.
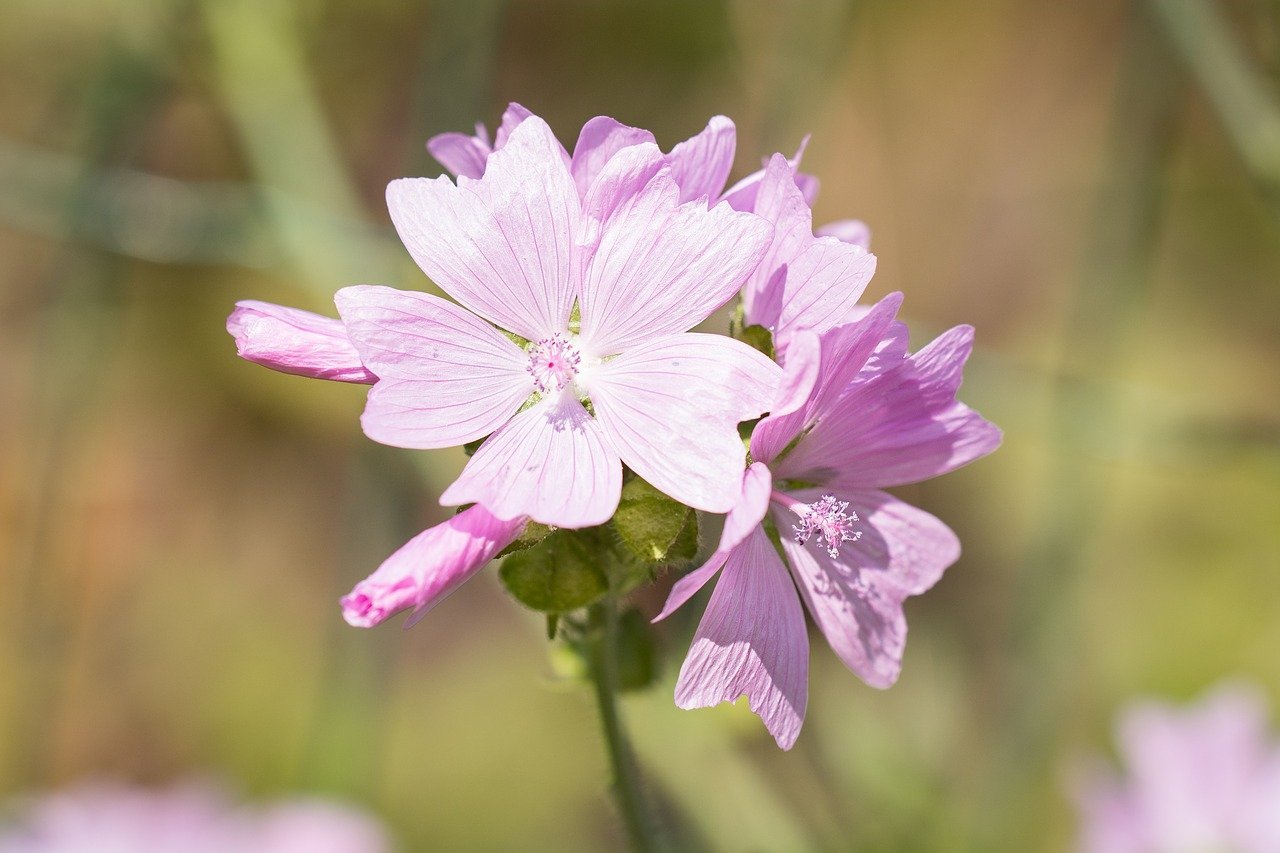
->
{"left": 526, "top": 333, "right": 581, "bottom": 394}
{"left": 793, "top": 494, "right": 862, "bottom": 558}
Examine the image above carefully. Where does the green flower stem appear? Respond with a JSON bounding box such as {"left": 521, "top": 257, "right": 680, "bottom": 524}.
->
{"left": 590, "top": 597, "right": 662, "bottom": 852}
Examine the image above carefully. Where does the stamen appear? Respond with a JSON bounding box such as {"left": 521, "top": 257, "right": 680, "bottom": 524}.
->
{"left": 792, "top": 494, "right": 862, "bottom": 558}
{"left": 526, "top": 333, "right": 582, "bottom": 394}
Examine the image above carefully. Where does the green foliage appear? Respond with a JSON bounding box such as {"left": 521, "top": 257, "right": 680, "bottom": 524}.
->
{"left": 611, "top": 477, "right": 696, "bottom": 564}
{"left": 495, "top": 520, "right": 554, "bottom": 558}
{"left": 498, "top": 532, "right": 608, "bottom": 613}
{"left": 738, "top": 324, "right": 775, "bottom": 361}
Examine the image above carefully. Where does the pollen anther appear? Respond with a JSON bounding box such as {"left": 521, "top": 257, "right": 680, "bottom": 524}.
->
{"left": 793, "top": 494, "right": 863, "bottom": 558}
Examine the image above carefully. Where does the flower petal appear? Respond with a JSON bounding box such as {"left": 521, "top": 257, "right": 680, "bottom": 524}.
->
{"left": 425, "top": 131, "right": 490, "bottom": 180}
{"left": 815, "top": 218, "right": 871, "bottom": 250}
{"left": 652, "top": 462, "right": 773, "bottom": 623}
{"left": 493, "top": 102, "right": 536, "bottom": 149}
{"left": 721, "top": 136, "right": 816, "bottom": 211}
{"left": 386, "top": 116, "right": 579, "bottom": 341}
{"left": 335, "top": 286, "right": 531, "bottom": 449}
{"left": 777, "top": 489, "right": 957, "bottom": 688}
{"left": 440, "top": 391, "right": 622, "bottom": 528}
{"left": 577, "top": 163, "right": 772, "bottom": 355}
{"left": 741, "top": 155, "right": 876, "bottom": 349}
{"left": 341, "top": 504, "right": 525, "bottom": 628}
{"left": 666, "top": 115, "right": 736, "bottom": 203}
{"left": 570, "top": 116, "right": 655, "bottom": 201}
{"left": 752, "top": 295, "right": 902, "bottom": 466}
{"left": 784, "top": 324, "right": 1003, "bottom": 488}
{"left": 227, "top": 300, "right": 375, "bottom": 383}
{"left": 587, "top": 333, "right": 780, "bottom": 512}
{"left": 675, "top": 526, "right": 809, "bottom": 750}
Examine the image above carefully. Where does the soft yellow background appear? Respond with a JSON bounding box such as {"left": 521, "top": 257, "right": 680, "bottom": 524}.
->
{"left": 2, "top": 1, "right": 1278, "bottom": 849}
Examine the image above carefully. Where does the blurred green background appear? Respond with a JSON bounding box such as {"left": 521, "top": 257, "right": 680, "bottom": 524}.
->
{"left": 2, "top": 0, "right": 1278, "bottom": 849}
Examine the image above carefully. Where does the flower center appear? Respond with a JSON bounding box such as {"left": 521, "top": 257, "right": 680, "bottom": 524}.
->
{"left": 792, "top": 494, "right": 862, "bottom": 558}
{"left": 526, "top": 333, "right": 582, "bottom": 394}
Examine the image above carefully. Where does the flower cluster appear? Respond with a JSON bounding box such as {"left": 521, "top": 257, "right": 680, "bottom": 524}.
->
{"left": 228, "top": 104, "right": 1001, "bottom": 748}
{"left": 1075, "top": 684, "right": 1280, "bottom": 852}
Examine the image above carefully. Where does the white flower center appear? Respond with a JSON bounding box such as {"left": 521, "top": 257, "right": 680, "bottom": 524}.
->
{"left": 526, "top": 333, "right": 582, "bottom": 394}
{"left": 793, "top": 494, "right": 862, "bottom": 558}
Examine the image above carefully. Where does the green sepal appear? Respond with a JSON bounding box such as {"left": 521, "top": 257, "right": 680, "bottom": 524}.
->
{"left": 545, "top": 613, "right": 559, "bottom": 640}
{"left": 498, "top": 531, "right": 608, "bottom": 613}
{"left": 462, "top": 438, "right": 485, "bottom": 456}
{"left": 738, "top": 324, "right": 775, "bottom": 361}
{"left": 666, "top": 509, "right": 701, "bottom": 564}
{"left": 611, "top": 477, "right": 695, "bottom": 564}
{"left": 494, "top": 520, "right": 554, "bottom": 558}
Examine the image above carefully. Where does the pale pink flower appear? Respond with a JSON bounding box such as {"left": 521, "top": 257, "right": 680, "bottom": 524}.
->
{"left": 226, "top": 300, "right": 374, "bottom": 384}
{"left": 735, "top": 153, "right": 877, "bottom": 359}
{"left": 338, "top": 114, "right": 779, "bottom": 528}
{"left": 1075, "top": 683, "right": 1280, "bottom": 853}
{"left": 340, "top": 504, "right": 525, "bottom": 628}
{"left": 655, "top": 294, "right": 1002, "bottom": 748}
{"left": 0, "top": 781, "right": 392, "bottom": 853}
{"left": 427, "top": 102, "right": 737, "bottom": 206}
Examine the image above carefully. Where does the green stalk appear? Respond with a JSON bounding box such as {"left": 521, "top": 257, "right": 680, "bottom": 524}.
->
{"left": 590, "top": 598, "right": 663, "bottom": 852}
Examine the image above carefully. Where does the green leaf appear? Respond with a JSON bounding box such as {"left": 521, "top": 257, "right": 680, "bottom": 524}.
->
{"left": 738, "top": 324, "right": 775, "bottom": 361}
{"left": 615, "top": 608, "right": 658, "bottom": 692}
{"left": 611, "top": 477, "right": 694, "bottom": 563}
{"left": 498, "top": 531, "right": 608, "bottom": 613}
{"left": 666, "top": 509, "right": 701, "bottom": 564}
{"left": 494, "top": 520, "right": 554, "bottom": 558}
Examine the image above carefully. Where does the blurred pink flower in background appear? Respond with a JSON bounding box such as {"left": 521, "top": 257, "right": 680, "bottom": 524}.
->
{"left": 0, "top": 781, "right": 392, "bottom": 853}
{"left": 655, "top": 294, "right": 1002, "bottom": 748}
{"left": 1075, "top": 683, "right": 1280, "bottom": 853}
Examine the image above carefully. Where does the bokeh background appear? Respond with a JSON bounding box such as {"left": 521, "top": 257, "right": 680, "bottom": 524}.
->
{"left": 3, "top": 0, "right": 1279, "bottom": 849}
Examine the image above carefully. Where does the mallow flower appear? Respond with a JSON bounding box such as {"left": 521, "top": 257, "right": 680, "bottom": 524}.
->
{"left": 654, "top": 294, "right": 1002, "bottom": 748}
{"left": 1074, "top": 683, "right": 1280, "bottom": 853}
{"left": 734, "top": 153, "right": 878, "bottom": 359}
{"left": 338, "top": 115, "right": 779, "bottom": 528}
{"left": 430, "top": 105, "right": 870, "bottom": 252}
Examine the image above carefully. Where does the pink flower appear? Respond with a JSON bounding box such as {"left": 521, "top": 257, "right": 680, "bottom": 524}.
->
{"left": 0, "top": 781, "right": 392, "bottom": 853}
{"left": 338, "top": 114, "right": 779, "bottom": 528}
{"left": 735, "top": 153, "right": 877, "bottom": 359}
{"left": 226, "top": 301, "right": 374, "bottom": 384}
{"left": 340, "top": 504, "right": 525, "bottom": 628}
{"left": 427, "top": 102, "right": 737, "bottom": 206}
{"left": 655, "top": 294, "right": 1002, "bottom": 748}
{"left": 1075, "top": 684, "right": 1280, "bottom": 853}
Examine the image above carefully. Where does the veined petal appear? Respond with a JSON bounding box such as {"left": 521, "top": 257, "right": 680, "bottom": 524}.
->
{"left": 741, "top": 155, "right": 877, "bottom": 349}
{"left": 741, "top": 154, "right": 812, "bottom": 325}
{"left": 571, "top": 116, "right": 655, "bottom": 201}
{"left": 493, "top": 102, "right": 536, "bottom": 149}
{"left": 577, "top": 163, "right": 772, "bottom": 355}
{"left": 227, "top": 300, "right": 375, "bottom": 383}
{"left": 675, "top": 526, "right": 809, "bottom": 750}
{"left": 440, "top": 391, "right": 622, "bottom": 528}
{"left": 783, "top": 324, "right": 1003, "bottom": 488}
{"left": 721, "top": 136, "right": 816, "bottom": 212}
{"left": 774, "top": 238, "right": 877, "bottom": 349}
{"left": 386, "top": 116, "right": 579, "bottom": 341}
{"left": 652, "top": 462, "right": 773, "bottom": 623}
{"left": 751, "top": 295, "right": 902, "bottom": 465}
{"left": 341, "top": 504, "right": 525, "bottom": 628}
{"left": 335, "top": 286, "right": 531, "bottom": 449}
{"left": 426, "top": 131, "right": 490, "bottom": 180}
{"left": 816, "top": 218, "right": 871, "bottom": 250}
{"left": 666, "top": 115, "right": 736, "bottom": 203}
{"left": 776, "top": 488, "right": 957, "bottom": 688}
{"left": 587, "top": 333, "right": 781, "bottom": 512}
